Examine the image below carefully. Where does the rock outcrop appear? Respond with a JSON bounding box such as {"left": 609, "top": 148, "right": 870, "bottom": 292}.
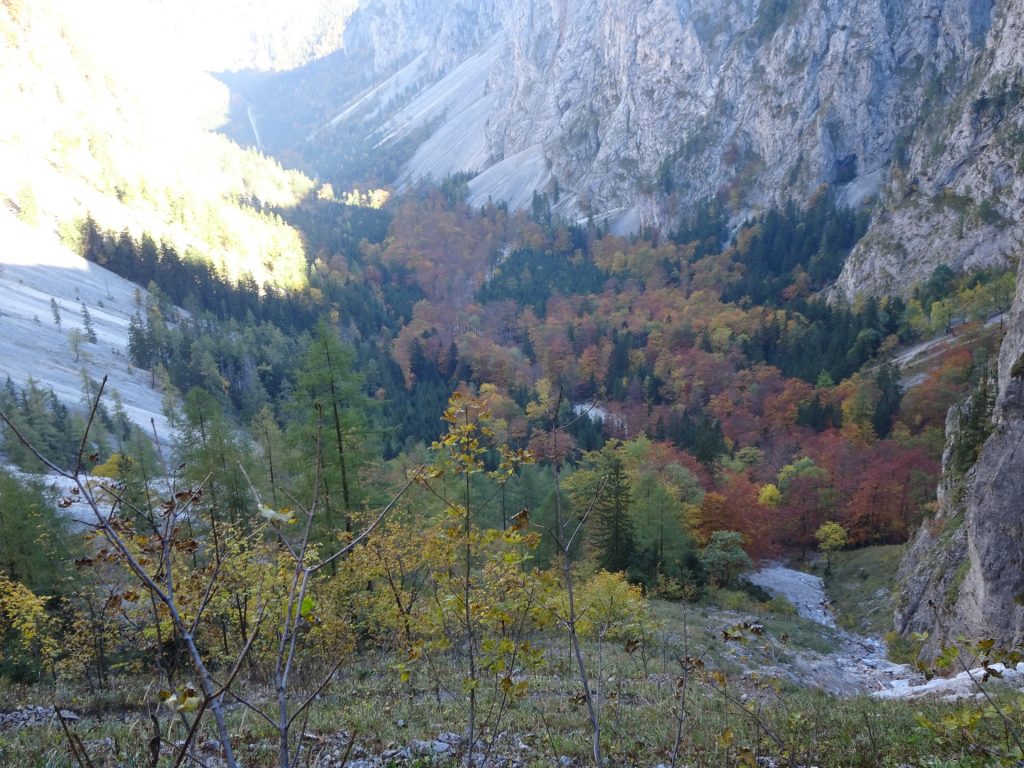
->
{"left": 324, "top": 0, "right": 1023, "bottom": 293}
{"left": 895, "top": 255, "right": 1024, "bottom": 659}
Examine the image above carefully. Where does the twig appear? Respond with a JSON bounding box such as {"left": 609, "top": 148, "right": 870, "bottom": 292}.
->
{"left": 3, "top": 404, "right": 240, "bottom": 767}
{"left": 54, "top": 706, "right": 95, "bottom": 768}
{"left": 287, "top": 657, "right": 345, "bottom": 729}
{"left": 338, "top": 731, "right": 357, "bottom": 768}
{"left": 669, "top": 607, "right": 690, "bottom": 768}
{"left": 216, "top": 687, "right": 277, "bottom": 729}
{"left": 538, "top": 710, "right": 562, "bottom": 766}
{"left": 930, "top": 603, "right": 1024, "bottom": 758}
{"left": 549, "top": 385, "right": 603, "bottom": 768}
{"left": 861, "top": 709, "right": 879, "bottom": 766}
{"left": 956, "top": 655, "right": 1024, "bottom": 758}
{"left": 313, "top": 477, "right": 414, "bottom": 573}
{"left": 148, "top": 713, "right": 161, "bottom": 768}
{"left": 701, "top": 673, "right": 791, "bottom": 763}
{"left": 74, "top": 375, "right": 107, "bottom": 477}
{"left": 171, "top": 701, "right": 211, "bottom": 768}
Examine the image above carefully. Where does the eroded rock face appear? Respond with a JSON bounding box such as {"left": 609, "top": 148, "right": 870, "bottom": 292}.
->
{"left": 333, "top": 0, "right": 1022, "bottom": 294}
{"left": 833, "top": 201, "right": 1023, "bottom": 300}
{"left": 489, "top": 0, "right": 980, "bottom": 220}
{"left": 895, "top": 257, "right": 1024, "bottom": 660}
{"left": 342, "top": 0, "right": 501, "bottom": 74}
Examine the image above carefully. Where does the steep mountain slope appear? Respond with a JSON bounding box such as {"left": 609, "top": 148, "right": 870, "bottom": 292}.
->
{"left": 0, "top": 0, "right": 316, "bottom": 290}
{"left": 305, "top": 0, "right": 1024, "bottom": 291}
{"left": 0, "top": 211, "right": 171, "bottom": 438}
{"left": 895, "top": 255, "right": 1024, "bottom": 659}
{"left": 0, "top": 0, "right": 329, "bottom": 439}
{"left": 309, "top": 0, "right": 1024, "bottom": 657}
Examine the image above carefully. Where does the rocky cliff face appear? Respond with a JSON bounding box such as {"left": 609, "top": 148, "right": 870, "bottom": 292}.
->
{"left": 329, "top": 0, "right": 1023, "bottom": 292}
{"left": 895, "top": 255, "right": 1024, "bottom": 659}
{"left": 835, "top": 0, "right": 1024, "bottom": 296}
{"left": 342, "top": 0, "right": 500, "bottom": 74}
{"left": 889, "top": 2, "right": 1024, "bottom": 654}
{"left": 489, "top": 0, "right": 979, "bottom": 221}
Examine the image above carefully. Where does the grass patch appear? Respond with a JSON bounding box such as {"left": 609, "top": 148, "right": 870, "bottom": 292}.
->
{"left": 4, "top": 655, "right": 1024, "bottom": 767}
{"left": 819, "top": 545, "right": 905, "bottom": 636}
{"left": 5, "top": 585, "right": 1021, "bottom": 767}
{"left": 945, "top": 558, "right": 972, "bottom": 607}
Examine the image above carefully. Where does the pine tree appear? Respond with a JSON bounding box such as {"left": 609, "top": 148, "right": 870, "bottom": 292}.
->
{"left": 81, "top": 302, "right": 98, "bottom": 343}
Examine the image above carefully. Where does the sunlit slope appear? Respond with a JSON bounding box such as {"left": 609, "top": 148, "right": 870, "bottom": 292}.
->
{"left": 0, "top": 0, "right": 315, "bottom": 289}
{"left": 0, "top": 211, "right": 172, "bottom": 437}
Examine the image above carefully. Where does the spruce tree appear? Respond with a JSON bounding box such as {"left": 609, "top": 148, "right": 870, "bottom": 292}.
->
{"left": 591, "top": 447, "right": 635, "bottom": 573}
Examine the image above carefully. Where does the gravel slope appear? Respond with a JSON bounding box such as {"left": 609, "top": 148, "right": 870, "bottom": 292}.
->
{"left": 0, "top": 210, "right": 171, "bottom": 439}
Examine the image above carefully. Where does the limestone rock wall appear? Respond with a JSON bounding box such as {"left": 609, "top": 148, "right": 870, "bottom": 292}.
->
{"left": 333, "top": 0, "right": 1023, "bottom": 294}
{"left": 895, "top": 256, "right": 1024, "bottom": 659}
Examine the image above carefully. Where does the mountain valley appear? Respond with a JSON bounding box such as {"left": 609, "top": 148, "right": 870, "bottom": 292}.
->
{"left": 2, "top": 1, "right": 1024, "bottom": 766}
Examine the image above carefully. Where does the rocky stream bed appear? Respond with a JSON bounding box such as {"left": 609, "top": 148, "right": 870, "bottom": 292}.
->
{"left": 748, "top": 564, "right": 1024, "bottom": 700}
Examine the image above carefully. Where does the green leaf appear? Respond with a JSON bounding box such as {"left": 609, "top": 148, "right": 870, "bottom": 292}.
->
{"left": 300, "top": 596, "right": 315, "bottom": 618}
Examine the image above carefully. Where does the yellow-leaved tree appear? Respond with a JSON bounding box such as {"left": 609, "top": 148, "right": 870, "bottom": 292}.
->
{"left": 0, "top": 575, "right": 56, "bottom": 678}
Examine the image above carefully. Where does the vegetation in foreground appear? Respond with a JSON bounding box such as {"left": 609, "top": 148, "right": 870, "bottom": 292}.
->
{"left": 2, "top": 596, "right": 1023, "bottom": 768}
{"left": 2, "top": 389, "right": 1024, "bottom": 768}
{"left": 3, "top": 6, "right": 1022, "bottom": 764}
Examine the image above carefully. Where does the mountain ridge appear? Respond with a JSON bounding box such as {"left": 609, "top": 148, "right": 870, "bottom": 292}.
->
{"left": 300, "top": 0, "right": 1023, "bottom": 295}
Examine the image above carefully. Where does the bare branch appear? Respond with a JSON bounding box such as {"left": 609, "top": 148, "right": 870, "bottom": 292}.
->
{"left": 171, "top": 700, "right": 212, "bottom": 768}
{"left": 0, "top": 411, "right": 74, "bottom": 479}
{"left": 188, "top": 555, "right": 227, "bottom": 637}
{"left": 238, "top": 462, "right": 299, "bottom": 561}
{"left": 54, "top": 705, "right": 95, "bottom": 768}
{"left": 218, "top": 686, "right": 277, "bottom": 728}
{"left": 312, "top": 477, "right": 414, "bottom": 573}
{"left": 286, "top": 656, "right": 345, "bottom": 729}
{"left": 6, "top": 392, "right": 240, "bottom": 767}
{"left": 215, "top": 606, "right": 270, "bottom": 699}
{"left": 74, "top": 375, "right": 107, "bottom": 478}
{"left": 565, "top": 474, "right": 608, "bottom": 552}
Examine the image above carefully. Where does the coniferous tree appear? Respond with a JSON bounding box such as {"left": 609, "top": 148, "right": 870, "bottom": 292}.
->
{"left": 872, "top": 362, "right": 903, "bottom": 439}
{"left": 0, "top": 468, "right": 77, "bottom": 594}
{"left": 950, "top": 366, "right": 996, "bottom": 476}
{"left": 289, "top": 320, "right": 375, "bottom": 532}
{"left": 176, "top": 388, "right": 253, "bottom": 527}
{"left": 127, "top": 312, "right": 153, "bottom": 369}
{"left": 593, "top": 448, "right": 635, "bottom": 572}
{"left": 567, "top": 440, "right": 636, "bottom": 573}
{"left": 81, "top": 302, "right": 98, "bottom": 343}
